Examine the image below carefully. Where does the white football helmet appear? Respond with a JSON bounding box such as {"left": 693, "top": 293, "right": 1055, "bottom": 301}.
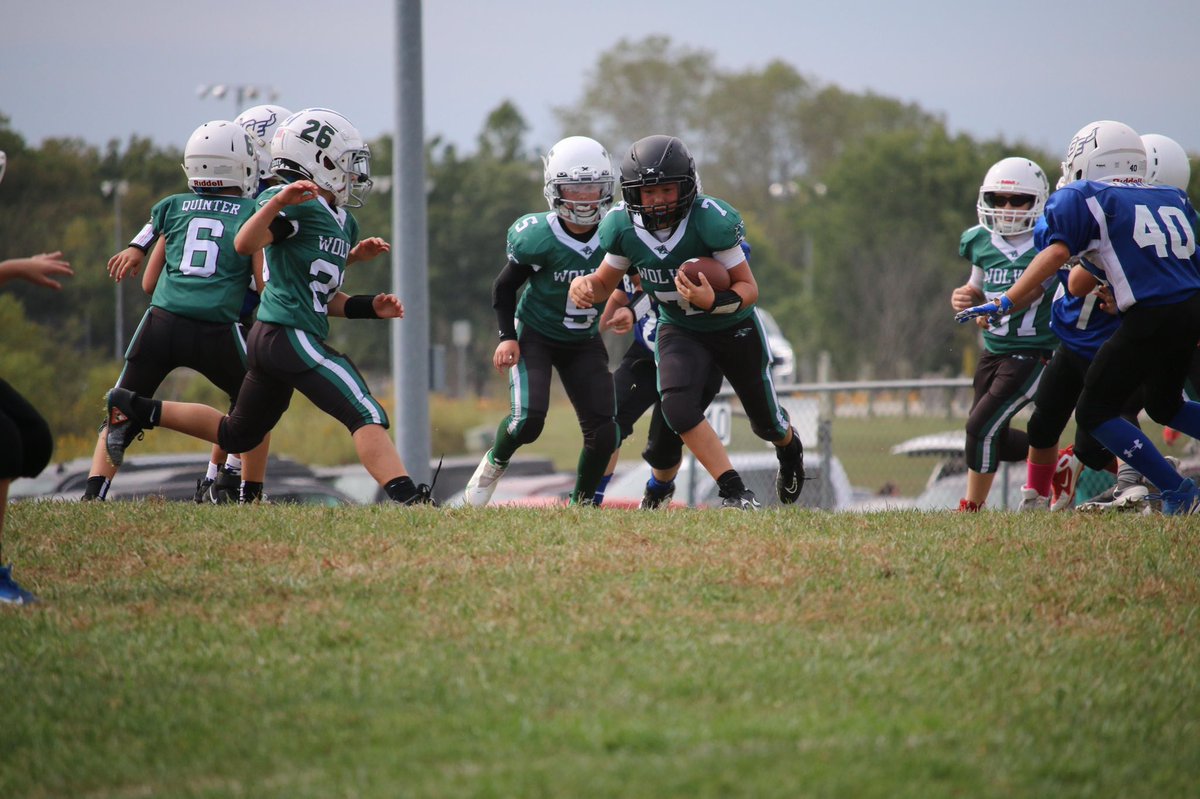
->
{"left": 270, "top": 108, "right": 372, "bottom": 207}
{"left": 542, "top": 135, "right": 615, "bottom": 226}
{"left": 1141, "top": 133, "right": 1191, "bottom": 190}
{"left": 1060, "top": 120, "right": 1146, "bottom": 186}
{"left": 976, "top": 157, "right": 1048, "bottom": 236}
{"left": 234, "top": 104, "right": 292, "bottom": 184}
{"left": 182, "top": 120, "right": 257, "bottom": 197}
{"left": 0, "top": 150, "right": 6, "bottom": 186}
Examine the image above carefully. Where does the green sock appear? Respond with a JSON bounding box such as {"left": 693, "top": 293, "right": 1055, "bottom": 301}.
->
{"left": 490, "top": 419, "right": 521, "bottom": 464}
{"left": 572, "top": 444, "right": 612, "bottom": 502}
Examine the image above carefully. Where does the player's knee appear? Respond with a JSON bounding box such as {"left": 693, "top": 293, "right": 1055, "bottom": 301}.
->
{"left": 583, "top": 418, "right": 618, "bottom": 456}
{"left": 21, "top": 413, "right": 53, "bottom": 477}
{"left": 512, "top": 412, "right": 545, "bottom": 446}
{"left": 643, "top": 437, "right": 683, "bottom": 471}
{"left": 1142, "top": 395, "right": 1183, "bottom": 427}
{"left": 659, "top": 390, "right": 703, "bottom": 436}
{"left": 218, "top": 416, "right": 267, "bottom": 456}
{"left": 1025, "top": 413, "right": 1059, "bottom": 450}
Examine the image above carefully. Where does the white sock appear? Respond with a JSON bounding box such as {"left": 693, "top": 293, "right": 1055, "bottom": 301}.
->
{"left": 206, "top": 462, "right": 220, "bottom": 480}
{"left": 225, "top": 455, "right": 243, "bottom": 474}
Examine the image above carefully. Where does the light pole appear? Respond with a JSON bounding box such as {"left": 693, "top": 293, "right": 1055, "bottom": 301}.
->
{"left": 196, "top": 83, "right": 280, "bottom": 118}
{"left": 100, "top": 179, "right": 129, "bottom": 360}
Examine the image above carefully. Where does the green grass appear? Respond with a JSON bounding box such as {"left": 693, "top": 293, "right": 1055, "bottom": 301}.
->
{"left": 3, "top": 503, "right": 1198, "bottom": 797}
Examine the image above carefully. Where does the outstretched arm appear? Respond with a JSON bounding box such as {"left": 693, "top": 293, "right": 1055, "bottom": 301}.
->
{"left": 0, "top": 252, "right": 73, "bottom": 290}
{"left": 235, "top": 180, "right": 320, "bottom": 255}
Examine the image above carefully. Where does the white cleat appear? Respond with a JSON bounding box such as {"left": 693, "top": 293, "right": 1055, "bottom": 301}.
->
{"left": 1018, "top": 486, "right": 1050, "bottom": 512}
{"left": 462, "top": 450, "right": 508, "bottom": 507}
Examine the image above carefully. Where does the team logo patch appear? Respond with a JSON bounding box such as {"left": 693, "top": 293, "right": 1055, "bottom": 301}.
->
{"left": 109, "top": 406, "right": 129, "bottom": 426}
{"left": 242, "top": 111, "right": 279, "bottom": 142}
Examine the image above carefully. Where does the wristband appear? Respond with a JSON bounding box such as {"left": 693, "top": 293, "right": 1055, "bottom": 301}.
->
{"left": 344, "top": 295, "right": 380, "bottom": 319}
{"left": 709, "top": 289, "right": 743, "bottom": 315}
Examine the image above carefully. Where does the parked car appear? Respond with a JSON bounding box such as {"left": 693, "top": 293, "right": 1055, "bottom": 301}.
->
{"left": 603, "top": 450, "right": 854, "bottom": 510}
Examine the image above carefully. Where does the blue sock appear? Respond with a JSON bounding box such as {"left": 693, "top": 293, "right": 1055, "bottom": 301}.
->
{"left": 1167, "top": 401, "right": 1200, "bottom": 439}
{"left": 1091, "top": 417, "right": 1184, "bottom": 493}
{"left": 593, "top": 474, "right": 612, "bottom": 507}
{"left": 646, "top": 475, "right": 674, "bottom": 496}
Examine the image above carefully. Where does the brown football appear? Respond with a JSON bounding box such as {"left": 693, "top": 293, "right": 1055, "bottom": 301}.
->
{"left": 679, "top": 257, "right": 732, "bottom": 291}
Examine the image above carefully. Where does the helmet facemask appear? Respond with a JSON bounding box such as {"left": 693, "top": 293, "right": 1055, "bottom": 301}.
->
{"left": 623, "top": 177, "right": 697, "bottom": 232}
{"left": 542, "top": 136, "right": 615, "bottom": 227}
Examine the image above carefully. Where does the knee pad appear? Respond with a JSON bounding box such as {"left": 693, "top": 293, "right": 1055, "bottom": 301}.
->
{"left": 659, "top": 389, "right": 704, "bottom": 437}
{"left": 642, "top": 435, "right": 683, "bottom": 471}
{"left": 1025, "top": 411, "right": 1061, "bottom": 451}
{"left": 583, "top": 418, "right": 617, "bottom": 456}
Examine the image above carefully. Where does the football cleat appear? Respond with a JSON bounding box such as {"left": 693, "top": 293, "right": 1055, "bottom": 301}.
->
{"left": 639, "top": 481, "right": 675, "bottom": 510}
{"left": 207, "top": 466, "right": 241, "bottom": 505}
{"left": 400, "top": 483, "right": 437, "bottom": 506}
{"left": 103, "top": 388, "right": 145, "bottom": 467}
{"left": 1049, "top": 446, "right": 1083, "bottom": 511}
{"left": 1161, "top": 478, "right": 1200, "bottom": 516}
{"left": 462, "top": 450, "right": 507, "bottom": 507}
{"left": 194, "top": 477, "right": 215, "bottom": 504}
{"left": 958, "top": 498, "right": 983, "bottom": 512}
{"left": 1076, "top": 468, "right": 1148, "bottom": 512}
{"left": 0, "top": 564, "right": 38, "bottom": 605}
{"left": 1018, "top": 487, "right": 1050, "bottom": 512}
{"left": 775, "top": 435, "right": 805, "bottom": 505}
{"left": 720, "top": 488, "right": 761, "bottom": 510}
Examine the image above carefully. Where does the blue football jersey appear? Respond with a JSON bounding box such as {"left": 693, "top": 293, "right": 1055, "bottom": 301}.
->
{"left": 1036, "top": 180, "right": 1200, "bottom": 311}
{"left": 1033, "top": 217, "right": 1119, "bottom": 361}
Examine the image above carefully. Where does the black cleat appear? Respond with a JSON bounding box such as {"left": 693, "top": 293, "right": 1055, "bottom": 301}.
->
{"left": 103, "top": 388, "right": 144, "bottom": 467}
{"left": 720, "top": 488, "right": 761, "bottom": 510}
{"left": 207, "top": 467, "right": 241, "bottom": 505}
{"left": 776, "top": 437, "right": 805, "bottom": 505}
{"left": 194, "top": 477, "right": 215, "bottom": 504}
{"left": 400, "top": 483, "right": 438, "bottom": 506}
{"left": 639, "top": 482, "right": 675, "bottom": 509}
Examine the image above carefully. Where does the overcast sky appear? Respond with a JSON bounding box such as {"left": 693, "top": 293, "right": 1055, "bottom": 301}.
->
{"left": 3, "top": 0, "right": 1199, "bottom": 166}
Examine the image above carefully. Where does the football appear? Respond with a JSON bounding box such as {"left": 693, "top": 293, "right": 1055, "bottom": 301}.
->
{"left": 679, "top": 257, "right": 732, "bottom": 291}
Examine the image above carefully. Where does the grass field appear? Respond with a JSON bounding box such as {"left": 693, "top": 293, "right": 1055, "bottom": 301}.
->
{"left": 3, "top": 502, "right": 1197, "bottom": 797}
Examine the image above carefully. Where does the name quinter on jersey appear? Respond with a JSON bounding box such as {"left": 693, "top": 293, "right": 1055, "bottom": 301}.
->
{"left": 180, "top": 198, "right": 251, "bottom": 216}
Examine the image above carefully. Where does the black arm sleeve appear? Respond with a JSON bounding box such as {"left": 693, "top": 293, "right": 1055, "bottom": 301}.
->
{"left": 268, "top": 215, "right": 295, "bottom": 244}
{"left": 492, "top": 259, "right": 534, "bottom": 341}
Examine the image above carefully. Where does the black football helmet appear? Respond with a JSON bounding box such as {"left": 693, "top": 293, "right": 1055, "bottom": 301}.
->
{"left": 620, "top": 135, "right": 698, "bottom": 232}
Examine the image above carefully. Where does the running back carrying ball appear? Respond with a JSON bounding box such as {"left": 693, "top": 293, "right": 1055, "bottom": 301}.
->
{"left": 679, "top": 256, "right": 731, "bottom": 292}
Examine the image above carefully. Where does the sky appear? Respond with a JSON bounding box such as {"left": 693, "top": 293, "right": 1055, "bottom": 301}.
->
{"left": 3, "top": 0, "right": 1200, "bottom": 167}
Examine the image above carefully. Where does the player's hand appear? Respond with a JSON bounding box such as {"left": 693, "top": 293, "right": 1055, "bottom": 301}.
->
{"left": 1096, "top": 285, "right": 1118, "bottom": 315}
{"left": 493, "top": 340, "right": 520, "bottom": 371}
{"left": 955, "top": 294, "right": 1012, "bottom": 325}
{"left": 107, "top": 247, "right": 143, "bottom": 282}
{"left": 675, "top": 269, "right": 715, "bottom": 312}
{"left": 602, "top": 305, "right": 635, "bottom": 334}
{"left": 274, "top": 180, "right": 321, "bottom": 206}
{"left": 349, "top": 237, "right": 390, "bottom": 264}
{"left": 3, "top": 252, "right": 74, "bottom": 290}
{"left": 950, "top": 284, "right": 984, "bottom": 312}
{"left": 569, "top": 275, "right": 596, "bottom": 309}
{"left": 372, "top": 293, "right": 404, "bottom": 319}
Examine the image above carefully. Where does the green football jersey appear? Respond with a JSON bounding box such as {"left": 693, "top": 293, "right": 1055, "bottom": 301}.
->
{"left": 959, "top": 225, "right": 1056, "bottom": 354}
{"left": 255, "top": 186, "right": 360, "bottom": 340}
{"left": 146, "top": 194, "right": 257, "bottom": 323}
{"left": 598, "top": 195, "right": 752, "bottom": 331}
{"left": 507, "top": 211, "right": 608, "bottom": 341}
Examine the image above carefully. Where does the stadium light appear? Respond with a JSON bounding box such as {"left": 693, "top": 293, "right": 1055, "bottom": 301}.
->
{"left": 196, "top": 83, "right": 280, "bottom": 118}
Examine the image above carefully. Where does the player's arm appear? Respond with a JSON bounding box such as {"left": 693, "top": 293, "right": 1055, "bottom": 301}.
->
{"left": 251, "top": 250, "right": 265, "bottom": 293}
{"left": 108, "top": 221, "right": 159, "bottom": 282}
{"left": 327, "top": 291, "right": 404, "bottom": 319}
{"left": 491, "top": 260, "right": 532, "bottom": 369}
{"left": 569, "top": 257, "right": 626, "bottom": 309}
{"left": 235, "top": 181, "right": 319, "bottom": 255}
{"left": 140, "top": 237, "right": 167, "bottom": 295}
{"left": 347, "top": 237, "right": 390, "bottom": 265}
{"left": 951, "top": 267, "right": 986, "bottom": 312}
{"left": 0, "top": 252, "right": 73, "bottom": 289}
{"left": 1067, "top": 263, "right": 1101, "bottom": 297}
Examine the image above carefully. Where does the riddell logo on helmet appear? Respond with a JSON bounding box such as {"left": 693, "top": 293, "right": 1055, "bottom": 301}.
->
{"left": 192, "top": 179, "right": 225, "bottom": 187}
